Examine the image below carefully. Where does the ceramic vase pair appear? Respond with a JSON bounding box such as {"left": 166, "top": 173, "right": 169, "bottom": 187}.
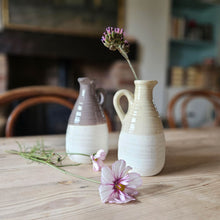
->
{"left": 66, "top": 77, "right": 166, "bottom": 176}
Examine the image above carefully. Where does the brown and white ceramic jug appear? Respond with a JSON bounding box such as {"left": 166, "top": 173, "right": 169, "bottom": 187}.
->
{"left": 113, "top": 80, "right": 166, "bottom": 176}
{"left": 66, "top": 77, "right": 108, "bottom": 163}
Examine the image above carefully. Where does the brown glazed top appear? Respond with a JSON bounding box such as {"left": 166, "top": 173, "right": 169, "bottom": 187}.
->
{"left": 68, "top": 77, "right": 106, "bottom": 125}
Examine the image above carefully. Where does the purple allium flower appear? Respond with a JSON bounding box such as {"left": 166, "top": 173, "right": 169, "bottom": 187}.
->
{"left": 101, "top": 27, "right": 129, "bottom": 53}
{"left": 101, "top": 27, "right": 138, "bottom": 80}
{"left": 99, "top": 160, "right": 142, "bottom": 204}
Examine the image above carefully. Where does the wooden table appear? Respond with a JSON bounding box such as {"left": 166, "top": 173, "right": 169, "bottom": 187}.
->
{"left": 0, "top": 128, "right": 220, "bottom": 220}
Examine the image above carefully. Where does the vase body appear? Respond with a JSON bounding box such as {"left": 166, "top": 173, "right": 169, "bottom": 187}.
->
{"left": 113, "top": 80, "right": 165, "bottom": 176}
{"left": 66, "top": 77, "right": 108, "bottom": 163}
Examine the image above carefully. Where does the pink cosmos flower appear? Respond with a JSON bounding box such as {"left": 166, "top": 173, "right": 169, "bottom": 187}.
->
{"left": 99, "top": 160, "right": 142, "bottom": 204}
{"left": 90, "top": 149, "right": 106, "bottom": 172}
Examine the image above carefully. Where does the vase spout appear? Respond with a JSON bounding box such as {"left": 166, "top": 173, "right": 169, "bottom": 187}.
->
{"left": 134, "top": 80, "right": 158, "bottom": 101}
{"left": 134, "top": 80, "right": 158, "bottom": 86}
{"left": 78, "top": 77, "right": 92, "bottom": 85}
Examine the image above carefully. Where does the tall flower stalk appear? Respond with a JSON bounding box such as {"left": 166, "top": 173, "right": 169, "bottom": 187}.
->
{"left": 101, "top": 27, "right": 138, "bottom": 80}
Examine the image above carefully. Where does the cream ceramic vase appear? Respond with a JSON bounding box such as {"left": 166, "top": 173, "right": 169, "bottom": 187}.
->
{"left": 113, "top": 80, "right": 166, "bottom": 176}
{"left": 66, "top": 77, "right": 108, "bottom": 163}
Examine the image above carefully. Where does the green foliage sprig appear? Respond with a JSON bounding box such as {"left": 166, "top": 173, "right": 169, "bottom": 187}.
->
{"left": 7, "top": 141, "right": 100, "bottom": 184}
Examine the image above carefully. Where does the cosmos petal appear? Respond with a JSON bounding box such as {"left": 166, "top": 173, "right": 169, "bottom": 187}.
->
{"left": 94, "top": 149, "right": 106, "bottom": 160}
{"left": 121, "top": 165, "right": 132, "bottom": 176}
{"left": 124, "top": 187, "right": 138, "bottom": 196}
{"left": 99, "top": 185, "right": 114, "bottom": 203}
{"left": 112, "top": 160, "right": 126, "bottom": 179}
{"left": 119, "top": 190, "right": 126, "bottom": 201}
{"left": 93, "top": 161, "right": 100, "bottom": 172}
{"left": 113, "top": 191, "right": 135, "bottom": 204}
{"left": 127, "top": 173, "right": 142, "bottom": 188}
{"left": 101, "top": 166, "right": 114, "bottom": 184}
{"left": 119, "top": 175, "right": 130, "bottom": 185}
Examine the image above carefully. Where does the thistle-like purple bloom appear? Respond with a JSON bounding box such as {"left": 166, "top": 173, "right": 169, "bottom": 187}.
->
{"left": 101, "top": 27, "right": 138, "bottom": 80}
{"left": 101, "top": 27, "right": 129, "bottom": 53}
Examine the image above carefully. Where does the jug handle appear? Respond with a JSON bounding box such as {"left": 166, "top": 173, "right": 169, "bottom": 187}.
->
{"left": 113, "top": 89, "right": 134, "bottom": 122}
{"left": 96, "top": 88, "right": 105, "bottom": 105}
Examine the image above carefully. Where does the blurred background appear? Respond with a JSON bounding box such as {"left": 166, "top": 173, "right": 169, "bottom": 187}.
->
{"left": 0, "top": 0, "right": 219, "bottom": 135}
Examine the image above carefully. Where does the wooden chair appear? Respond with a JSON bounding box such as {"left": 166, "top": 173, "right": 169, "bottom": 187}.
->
{"left": 0, "top": 86, "right": 112, "bottom": 137}
{"left": 167, "top": 90, "right": 220, "bottom": 128}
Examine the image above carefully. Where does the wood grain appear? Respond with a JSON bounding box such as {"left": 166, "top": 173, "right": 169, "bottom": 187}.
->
{"left": 0, "top": 129, "right": 220, "bottom": 220}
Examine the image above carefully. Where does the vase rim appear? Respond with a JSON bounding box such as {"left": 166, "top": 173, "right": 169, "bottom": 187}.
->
{"left": 78, "top": 77, "right": 95, "bottom": 85}
{"left": 134, "top": 80, "right": 158, "bottom": 85}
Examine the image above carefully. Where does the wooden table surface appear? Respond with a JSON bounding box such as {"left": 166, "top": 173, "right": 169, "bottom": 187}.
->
{"left": 0, "top": 128, "right": 220, "bottom": 220}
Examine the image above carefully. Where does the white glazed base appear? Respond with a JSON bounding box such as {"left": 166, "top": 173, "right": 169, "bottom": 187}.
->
{"left": 66, "top": 124, "right": 108, "bottom": 163}
{"left": 118, "top": 132, "right": 166, "bottom": 176}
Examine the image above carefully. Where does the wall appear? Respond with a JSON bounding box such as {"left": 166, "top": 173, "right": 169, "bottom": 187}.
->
{"left": 0, "top": 0, "right": 3, "bottom": 30}
{"left": 216, "top": 6, "right": 220, "bottom": 63}
{"left": 125, "top": 0, "right": 171, "bottom": 117}
{"left": 170, "top": 5, "right": 220, "bottom": 67}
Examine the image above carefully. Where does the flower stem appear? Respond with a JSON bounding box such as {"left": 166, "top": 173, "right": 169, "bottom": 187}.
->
{"left": 118, "top": 46, "right": 138, "bottom": 80}
{"left": 43, "top": 160, "right": 101, "bottom": 184}
{"left": 67, "top": 152, "right": 90, "bottom": 157}
{"left": 7, "top": 150, "right": 101, "bottom": 184}
{"left": 125, "top": 57, "right": 138, "bottom": 80}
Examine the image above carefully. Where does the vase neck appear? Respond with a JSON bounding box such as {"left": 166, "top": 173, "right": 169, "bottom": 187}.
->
{"left": 134, "top": 80, "right": 157, "bottom": 102}
{"left": 78, "top": 77, "right": 95, "bottom": 98}
{"left": 79, "top": 84, "right": 95, "bottom": 97}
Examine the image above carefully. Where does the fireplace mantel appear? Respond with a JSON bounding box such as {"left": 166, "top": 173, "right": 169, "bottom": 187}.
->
{"left": 0, "top": 30, "right": 137, "bottom": 61}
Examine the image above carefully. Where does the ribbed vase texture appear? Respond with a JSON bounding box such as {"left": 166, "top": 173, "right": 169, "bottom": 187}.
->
{"left": 66, "top": 77, "right": 108, "bottom": 163}
{"left": 113, "top": 80, "right": 166, "bottom": 176}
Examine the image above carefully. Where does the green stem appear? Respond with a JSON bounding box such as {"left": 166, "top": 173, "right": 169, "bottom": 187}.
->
{"left": 8, "top": 151, "right": 100, "bottom": 184}
{"left": 57, "top": 164, "right": 81, "bottom": 167}
{"left": 118, "top": 46, "right": 138, "bottom": 80}
{"left": 43, "top": 160, "right": 100, "bottom": 184}
{"left": 66, "top": 152, "right": 90, "bottom": 157}
{"left": 125, "top": 57, "right": 138, "bottom": 80}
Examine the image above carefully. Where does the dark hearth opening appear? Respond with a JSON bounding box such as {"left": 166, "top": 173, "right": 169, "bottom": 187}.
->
{"left": 8, "top": 55, "right": 75, "bottom": 136}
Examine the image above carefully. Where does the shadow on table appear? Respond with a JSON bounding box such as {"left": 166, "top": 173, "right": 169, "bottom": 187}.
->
{"left": 138, "top": 183, "right": 173, "bottom": 197}
{"left": 106, "top": 146, "right": 219, "bottom": 176}
{"left": 160, "top": 146, "right": 219, "bottom": 175}
{"left": 106, "top": 149, "right": 117, "bottom": 162}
